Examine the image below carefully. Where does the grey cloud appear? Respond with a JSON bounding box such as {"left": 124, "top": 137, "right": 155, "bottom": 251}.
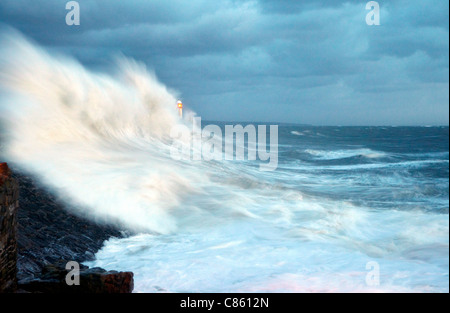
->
{"left": 0, "top": 0, "right": 448, "bottom": 125}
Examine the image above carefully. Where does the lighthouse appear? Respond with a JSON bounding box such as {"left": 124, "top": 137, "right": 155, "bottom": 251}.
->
{"left": 177, "top": 100, "right": 183, "bottom": 118}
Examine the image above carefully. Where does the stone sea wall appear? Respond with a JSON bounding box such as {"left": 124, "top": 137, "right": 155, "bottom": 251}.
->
{"left": 0, "top": 163, "right": 19, "bottom": 292}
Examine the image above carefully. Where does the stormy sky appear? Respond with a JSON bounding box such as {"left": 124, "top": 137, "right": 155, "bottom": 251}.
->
{"left": 0, "top": 0, "right": 448, "bottom": 125}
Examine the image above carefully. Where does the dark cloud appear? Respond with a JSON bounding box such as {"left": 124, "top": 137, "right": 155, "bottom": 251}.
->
{"left": 0, "top": 0, "right": 448, "bottom": 125}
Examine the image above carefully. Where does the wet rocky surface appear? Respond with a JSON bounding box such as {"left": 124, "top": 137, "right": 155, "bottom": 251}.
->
{"left": 18, "top": 262, "right": 134, "bottom": 293}
{"left": 12, "top": 170, "right": 126, "bottom": 285}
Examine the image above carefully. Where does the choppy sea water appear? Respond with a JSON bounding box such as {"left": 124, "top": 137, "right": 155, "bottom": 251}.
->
{"left": 86, "top": 126, "right": 449, "bottom": 293}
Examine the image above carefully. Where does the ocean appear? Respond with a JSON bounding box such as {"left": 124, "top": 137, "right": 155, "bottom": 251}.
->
{"left": 84, "top": 125, "right": 449, "bottom": 293}
{"left": 0, "top": 34, "right": 448, "bottom": 293}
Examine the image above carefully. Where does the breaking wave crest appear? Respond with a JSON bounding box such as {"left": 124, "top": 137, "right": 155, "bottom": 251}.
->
{"left": 305, "top": 148, "right": 386, "bottom": 160}
{"left": 0, "top": 30, "right": 203, "bottom": 234}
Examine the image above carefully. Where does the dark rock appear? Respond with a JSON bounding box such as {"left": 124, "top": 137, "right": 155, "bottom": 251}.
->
{"left": 13, "top": 171, "right": 124, "bottom": 281}
{"left": 1, "top": 161, "right": 134, "bottom": 293}
{"left": 18, "top": 263, "right": 134, "bottom": 293}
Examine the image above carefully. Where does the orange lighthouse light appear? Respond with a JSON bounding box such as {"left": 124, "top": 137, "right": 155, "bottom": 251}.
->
{"left": 177, "top": 100, "right": 183, "bottom": 118}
